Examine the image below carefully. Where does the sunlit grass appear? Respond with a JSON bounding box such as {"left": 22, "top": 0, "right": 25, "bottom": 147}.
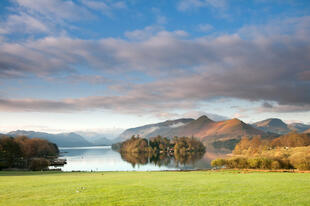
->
{"left": 0, "top": 170, "right": 309, "bottom": 206}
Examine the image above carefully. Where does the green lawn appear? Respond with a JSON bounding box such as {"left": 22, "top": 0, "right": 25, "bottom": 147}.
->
{"left": 0, "top": 170, "right": 309, "bottom": 206}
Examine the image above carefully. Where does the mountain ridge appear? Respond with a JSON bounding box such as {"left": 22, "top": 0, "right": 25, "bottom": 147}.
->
{"left": 252, "top": 118, "right": 310, "bottom": 134}
{"left": 6, "top": 130, "right": 93, "bottom": 147}
{"left": 118, "top": 116, "right": 269, "bottom": 146}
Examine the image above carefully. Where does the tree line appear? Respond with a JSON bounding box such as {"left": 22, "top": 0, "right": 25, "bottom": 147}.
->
{"left": 112, "top": 135, "right": 206, "bottom": 166}
{"left": 114, "top": 135, "right": 205, "bottom": 154}
{"left": 212, "top": 132, "right": 310, "bottom": 170}
{"left": 0, "top": 135, "right": 59, "bottom": 171}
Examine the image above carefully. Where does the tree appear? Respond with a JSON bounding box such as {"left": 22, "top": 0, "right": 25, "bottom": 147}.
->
{"left": 0, "top": 136, "right": 22, "bottom": 167}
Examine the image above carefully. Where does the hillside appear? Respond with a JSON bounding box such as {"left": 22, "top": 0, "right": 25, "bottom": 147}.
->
{"left": 118, "top": 116, "right": 268, "bottom": 147}
{"left": 304, "top": 128, "right": 310, "bottom": 134}
{"left": 252, "top": 118, "right": 290, "bottom": 134}
{"left": 6, "top": 130, "right": 93, "bottom": 147}
{"left": 289, "top": 123, "right": 310, "bottom": 133}
{"left": 118, "top": 118, "right": 194, "bottom": 141}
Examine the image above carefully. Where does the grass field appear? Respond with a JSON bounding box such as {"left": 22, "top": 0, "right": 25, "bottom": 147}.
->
{"left": 0, "top": 170, "right": 310, "bottom": 206}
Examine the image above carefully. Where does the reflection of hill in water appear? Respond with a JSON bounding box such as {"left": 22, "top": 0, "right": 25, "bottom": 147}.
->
{"left": 120, "top": 143, "right": 230, "bottom": 170}
{"left": 57, "top": 145, "right": 230, "bottom": 171}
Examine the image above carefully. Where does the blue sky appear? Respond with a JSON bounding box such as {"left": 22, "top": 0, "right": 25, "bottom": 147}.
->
{"left": 0, "top": 0, "right": 310, "bottom": 134}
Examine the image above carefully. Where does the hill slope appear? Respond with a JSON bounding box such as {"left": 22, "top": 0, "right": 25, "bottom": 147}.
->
{"left": 118, "top": 118, "right": 194, "bottom": 141}
{"left": 252, "top": 118, "right": 290, "bottom": 134}
{"left": 304, "top": 128, "right": 310, "bottom": 134}
{"left": 289, "top": 123, "right": 310, "bottom": 133}
{"left": 6, "top": 130, "right": 93, "bottom": 147}
{"left": 118, "top": 116, "right": 268, "bottom": 145}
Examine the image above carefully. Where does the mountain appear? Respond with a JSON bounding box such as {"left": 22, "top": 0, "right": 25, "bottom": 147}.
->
{"left": 83, "top": 135, "right": 114, "bottom": 146}
{"left": 288, "top": 123, "right": 310, "bottom": 133}
{"left": 252, "top": 118, "right": 290, "bottom": 134}
{"left": 118, "top": 118, "right": 194, "bottom": 141}
{"left": 75, "top": 130, "right": 123, "bottom": 145}
{"left": 6, "top": 130, "right": 93, "bottom": 147}
{"left": 118, "top": 115, "right": 268, "bottom": 145}
{"left": 304, "top": 128, "right": 310, "bottom": 134}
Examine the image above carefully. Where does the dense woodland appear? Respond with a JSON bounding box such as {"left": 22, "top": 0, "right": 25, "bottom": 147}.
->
{"left": 112, "top": 135, "right": 206, "bottom": 166}
{"left": 114, "top": 135, "right": 205, "bottom": 154}
{"left": 0, "top": 135, "right": 59, "bottom": 170}
{"left": 212, "top": 132, "right": 310, "bottom": 170}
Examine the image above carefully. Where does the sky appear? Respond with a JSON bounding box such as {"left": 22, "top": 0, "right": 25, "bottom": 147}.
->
{"left": 0, "top": 0, "right": 310, "bottom": 134}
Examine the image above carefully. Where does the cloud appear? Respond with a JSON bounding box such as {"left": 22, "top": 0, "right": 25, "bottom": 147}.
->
{"left": 1, "top": 0, "right": 126, "bottom": 36}
{"left": 0, "top": 0, "right": 92, "bottom": 36}
{"left": 177, "top": 0, "right": 227, "bottom": 11}
{"left": 258, "top": 103, "right": 310, "bottom": 113}
{"left": 197, "top": 24, "right": 214, "bottom": 32}
{"left": 182, "top": 111, "right": 229, "bottom": 121}
{"left": 65, "top": 74, "right": 111, "bottom": 85}
{"left": 0, "top": 16, "right": 310, "bottom": 115}
{"left": 298, "top": 71, "right": 310, "bottom": 81}
{"left": 262, "top": 102, "right": 273, "bottom": 109}
{"left": 0, "top": 12, "right": 49, "bottom": 34}
{"left": 124, "top": 26, "right": 163, "bottom": 40}
{"left": 81, "top": 0, "right": 126, "bottom": 16}
{"left": 151, "top": 8, "right": 167, "bottom": 25}
{"left": 13, "top": 0, "right": 91, "bottom": 22}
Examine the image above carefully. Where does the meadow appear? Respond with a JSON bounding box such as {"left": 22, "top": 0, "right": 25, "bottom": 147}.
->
{"left": 0, "top": 170, "right": 309, "bottom": 206}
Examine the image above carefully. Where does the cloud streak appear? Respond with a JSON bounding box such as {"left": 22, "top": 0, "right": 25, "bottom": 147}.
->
{"left": 0, "top": 16, "right": 309, "bottom": 115}
{"left": 177, "top": 0, "right": 227, "bottom": 11}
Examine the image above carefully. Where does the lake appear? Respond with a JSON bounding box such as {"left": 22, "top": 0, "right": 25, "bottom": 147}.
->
{"left": 52, "top": 146, "right": 219, "bottom": 171}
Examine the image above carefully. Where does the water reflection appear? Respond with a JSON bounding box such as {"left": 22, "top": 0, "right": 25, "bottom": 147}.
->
{"left": 53, "top": 146, "right": 226, "bottom": 171}
{"left": 120, "top": 152, "right": 205, "bottom": 168}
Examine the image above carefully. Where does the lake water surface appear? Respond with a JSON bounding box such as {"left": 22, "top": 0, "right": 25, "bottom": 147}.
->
{"left": 54, "top": 146, "right": 215, "bottom": 171}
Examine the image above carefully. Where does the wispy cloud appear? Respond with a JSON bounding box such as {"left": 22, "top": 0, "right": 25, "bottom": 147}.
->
{"left": 197, "top": 24, "right": 214, "bottom": 32}
{"left": 0, "top": 12, "right": 49, "bottom": 34}
{"left": 0, "top": 16, "right": 309, "bottom": 115}
{"left": 0, "top": 0, "right": 127, "bottom": 36}
{"left": 80, "top": 0, "right": 126, "bottom": 17}
{"left": 177, "top": 0, "right": 227, "bottom": 11}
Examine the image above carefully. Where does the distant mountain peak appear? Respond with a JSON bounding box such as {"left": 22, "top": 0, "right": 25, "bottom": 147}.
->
{"left": 225, "top": 118, "right": 245, "bottom": 126}
{"left": 230, "top": 118, "right": 242, "bottom": 122}
{"left": 289, "top": 122, "right": 310, "bottom": 133}
{"left": 118, "top": 115, "right": 267, "bottom": 147}
{"left": 252, "top": 118, "right": 289, "bottom": 134}
{"left": 196, "top": 115, "right": 213, "bottom": 122}
{"left": 256, "top": 118, "right": 286, "bottom": 127}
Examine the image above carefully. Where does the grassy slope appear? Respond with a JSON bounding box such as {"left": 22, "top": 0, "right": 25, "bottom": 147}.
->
{"left": 0, "top": 171, "right": 310, "bottom": 206}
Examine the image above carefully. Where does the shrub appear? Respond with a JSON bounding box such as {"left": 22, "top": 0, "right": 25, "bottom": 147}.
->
{"left": 211, "top": 158, "right": 226, "bottom": 168}
{"left": 29, "top": 158, "right": 50, "bottom": 171}
{"left": 248, "top": 158, "right": 261, "bottom": 169}
{"left": 271, "top": 160, "right": 281, "bottom": 170}
{"left": 260, "top": 158, "right": 272, "bottom": 169}
{"left": 225, "top": 157, "right": 248, "bottom": 169}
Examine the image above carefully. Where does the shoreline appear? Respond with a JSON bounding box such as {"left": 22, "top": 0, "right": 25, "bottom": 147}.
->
{"left": 1, "top": 168, "right": 310, "bottom": 173}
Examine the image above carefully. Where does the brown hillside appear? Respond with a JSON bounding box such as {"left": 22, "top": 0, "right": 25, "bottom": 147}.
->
{"left": 195, "top": 118, "right": 266, "bottom": 142}
{"left": 160, "top": 116, "right": 266, "bottom": 143}
{"left": 304, "top": 128, "right": 310, "bottom": 134}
